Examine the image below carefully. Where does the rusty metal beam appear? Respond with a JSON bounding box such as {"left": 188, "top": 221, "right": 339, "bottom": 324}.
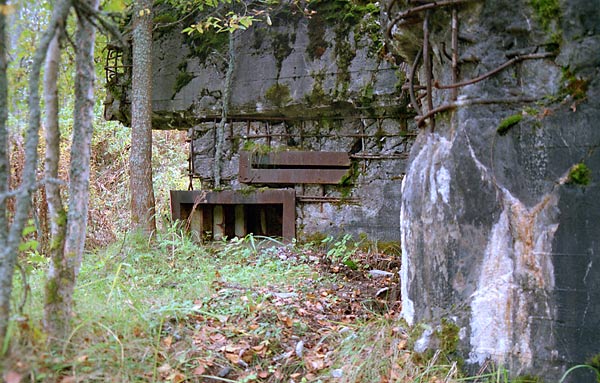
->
{"left": 250, "top": 151, "right": 350, "bottom": 167}
{"left": 239, "top": 151, "right": 351, "bottom": 185}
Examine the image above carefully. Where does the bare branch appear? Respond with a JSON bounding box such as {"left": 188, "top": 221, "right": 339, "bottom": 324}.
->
{"left": 434, "top": 52, "right": 555, "bottom": 90}
{"left": 0, "top": 178, "right": 66, "bottom": 204}
{"left": 73, "top": 0, "right": 125, "bottom": 47}
{"left": 408, "top": 46, "right": 423, "bottom": 116}
{"left": 416, "top": 97, "right": 541, "bottom": 127}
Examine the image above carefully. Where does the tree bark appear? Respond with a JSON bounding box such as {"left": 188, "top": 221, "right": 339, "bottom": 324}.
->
{"left": 42, "top": 29, "right": 69, "bottom": 340}
{"left": 0, "top": 0, "right": 72, "bottom": 348}
{"left": 213, "top": 32, "right": 235, "bottom": 187}
{"left": 44, "top": 0, "right": 99, "bottom": 343}
{"left": 0, "top": 0, "right": 9, "bottom": 244}
{"left": 130, "top": 0, "right": 156, "bottom": 235}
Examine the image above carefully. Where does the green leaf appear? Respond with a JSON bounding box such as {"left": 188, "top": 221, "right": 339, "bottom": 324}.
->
{"left": 102, "top": 0, "right": 127, "bottom": 13}
{"left": 22, "top": 225, "right": 37, "bottom": 236}
{"left": 239, "top": 17, "right": 253, "bottom": 29}
{"left": 343, "top": 259, "right": 358, "bottom": 270}
{"left": 18, "top": 240, "right": 39, "bottom": 252}
{"left": 181, "top": 26, "right": 195, "bottom": 34}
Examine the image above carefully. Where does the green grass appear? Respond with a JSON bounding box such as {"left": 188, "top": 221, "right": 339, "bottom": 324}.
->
{"left": 5, "top": 230, "right": 321, "bottom": 382}
{"left": 6, "top": 230, "right": 578, "bottom": 383}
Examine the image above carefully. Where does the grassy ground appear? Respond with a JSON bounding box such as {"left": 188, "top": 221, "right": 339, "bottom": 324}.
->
{"left": 3, "top": 230, "right": 541, "bottom": 383}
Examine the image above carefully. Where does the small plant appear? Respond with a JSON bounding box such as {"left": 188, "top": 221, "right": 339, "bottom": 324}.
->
{"left": 322, "top": 234, "right": 360, "bottom": 269}
{"left": 264, "top": 83, "right": 292, "bottom": 107}
{"left": 512, "top": 374, "right": 544, "bottom": 382}
{"left": 568, "top": 163, "right": 591, "bottom": 186}
{"left": 559, "top": 364, "right": 600, "bottom": 383}
{"left": 173, "top": 70, "right": 195, "bottom": 95}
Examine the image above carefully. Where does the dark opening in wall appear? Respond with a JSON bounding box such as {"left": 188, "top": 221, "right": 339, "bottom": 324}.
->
{"left": 170, "top": 189, "right": 295, "bottom": 241}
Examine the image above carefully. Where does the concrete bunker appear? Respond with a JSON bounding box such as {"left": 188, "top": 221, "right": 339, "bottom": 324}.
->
{"left": 170, "top": 115, "right": 414, "bottom": 242}
{"left": 104, "top": 1, "right": 414, "bottom": 243}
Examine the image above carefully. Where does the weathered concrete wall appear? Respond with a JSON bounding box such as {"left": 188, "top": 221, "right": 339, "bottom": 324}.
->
{"left": 105, "top": 1, "right": 406, "bottom": 125}
{"left": 189, "top": 117, "right": 412, "bottom": 241}
{"left": 104, "top": 1, "right": 414, "bottom": 243}
{"left": 386, "top": 0, "right": 600, "bottom": 380}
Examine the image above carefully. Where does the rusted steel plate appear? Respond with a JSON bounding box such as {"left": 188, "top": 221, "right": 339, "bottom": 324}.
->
{"left": 170, "top": 189, "right": 296, "bottom": 240}
{"left": 248, "top": 151, "right": 351, "bottom": 167}
{"left": 239, "top": 151, "right": 351, "bottom": 184}
{"left": 240, "top": 168, "right": 349, "bottom": 184}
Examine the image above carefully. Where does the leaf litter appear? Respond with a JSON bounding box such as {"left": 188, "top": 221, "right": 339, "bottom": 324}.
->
{"left": 155, "top": 244, "right": 402, "bottom": 382}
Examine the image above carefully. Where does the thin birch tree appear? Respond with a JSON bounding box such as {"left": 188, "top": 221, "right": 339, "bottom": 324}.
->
{"left": 130, "top": 0, "right": 157, "bottom": 236}
{"left": 43, "top": 0, "right": 100, "bottom": 343}
{"left": 0, "top": 0, "right": 72, "bottom": 347}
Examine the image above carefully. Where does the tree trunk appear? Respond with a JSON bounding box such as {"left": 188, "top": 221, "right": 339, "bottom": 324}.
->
{"left": 43, "top": 0, "right": 99, "bottom": 344}
{"left": 130, "top": 0, "right": 156, "bottom": 235}
{"left": 42, "top": 30, "right": 69, "bottom": 340}
{"left": 0, "top": 0, "right": 9, "bottom": 244}
{"left": 0, "top": 0, "right": 72, "bottom": 348}
{"left": 213, "top": 32, "right": 236, "bottom": 187}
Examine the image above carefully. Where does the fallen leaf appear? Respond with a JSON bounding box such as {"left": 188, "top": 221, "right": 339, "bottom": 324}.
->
{"left": 397, "top": 339, "right": 408, "bottom": 350}
{"left": 163, "top": 335, "right": 173, "bottom": 348}
{"left": 133, "top": 326, "right": 145, "bottom": 337}
{"left": 249, "top": 323, "right": 259, "bottom": 330}
{"left": 158, "top": 363, "right": 172, "bottom": 375}
{"left": 224, "top": 352, "right": 240, "bottom": 364}
{"left": 4, "top": 371, "right": 23, "bottom": 383}
{"left": 305, "top": 355, "right": 325, "bottom": 371}
{"left": 192, "top": 365, "right": 206, "bottom": 376}
{"left": 277, "top": 312, "right": 294, "bottom": 327}
{"left": 258, "top": 370, "right": 269, "bottom": 379}
{"left": 76, "top": 354, "right": 89, "bottom": 363}
{"left": 168, "top": 372, "right": 186, "bottom": 383}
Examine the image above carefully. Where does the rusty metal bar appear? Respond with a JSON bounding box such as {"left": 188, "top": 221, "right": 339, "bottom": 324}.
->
{"left": 241, "top": 169, "right": 350, "bottom": 184}
{"left": 297, "top": 195, "right": 360, "bottom": 204}
{"left": 350, "top": 153, "right": 408, "bottom": 160}
{"left": 239, "top": 151, "right": 351, "bottom": 185}
{"left": 251, "top": 151, "right": 350, "bottom": 167}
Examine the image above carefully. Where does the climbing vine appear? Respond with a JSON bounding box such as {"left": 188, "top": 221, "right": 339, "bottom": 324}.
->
{"left": 385, "top": 0, "right": 557, "bottom": 131}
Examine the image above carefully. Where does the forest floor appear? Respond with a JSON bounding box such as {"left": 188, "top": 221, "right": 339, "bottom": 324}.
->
{"left": 3, "top": 232, "right": 485, "bottom": 383}
{"left": 152, "top": 241, "right": 404, "bottom": 383}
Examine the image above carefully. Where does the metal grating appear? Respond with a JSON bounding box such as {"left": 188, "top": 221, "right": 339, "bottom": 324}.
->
{"left": 170, "top": 189, "right": 296, "bottom": 241}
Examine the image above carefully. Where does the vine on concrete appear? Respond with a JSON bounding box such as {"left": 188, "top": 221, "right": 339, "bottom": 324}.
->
{"left": 386, "top": 0, "right": 556, "bottom": 131}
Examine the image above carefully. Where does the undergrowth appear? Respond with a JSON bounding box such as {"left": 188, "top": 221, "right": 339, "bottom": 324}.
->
{"left": 4, "top": 230, "right": 323, "bottom": 382}
{"left": 4, "top": 230, "right": 567, "bottom": 383}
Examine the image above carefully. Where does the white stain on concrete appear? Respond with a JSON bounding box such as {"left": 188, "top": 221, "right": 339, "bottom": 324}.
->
{"left": 400, "top": 133, "right": 453, "bottom": 325}
{"left": 466, "top": 133, "right": 558, "bottom": 368}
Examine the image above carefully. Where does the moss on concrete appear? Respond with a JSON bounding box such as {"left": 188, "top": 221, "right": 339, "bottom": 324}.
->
{"left": 305, "top": 72, "right": 330, "bottom": 106}
{"left": 173, "top": 71, "right": 195, "bottom": 96}
{"left": 530, "top": 0, "right": 561, "bottom": 31}
{"left": 272, "top": 32, "right": 294, "bottom": 77}
{"left": 265, "top": 83, "right": 292, "bottom": 107}
{"left": 307, "top": 14, "right": 328, "bottom": 60}
{"left": 184, "top": 28, "right": 229, "bottom": 64}
{"left": 497, "top": 114, "right": 523, "bottom": 135}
